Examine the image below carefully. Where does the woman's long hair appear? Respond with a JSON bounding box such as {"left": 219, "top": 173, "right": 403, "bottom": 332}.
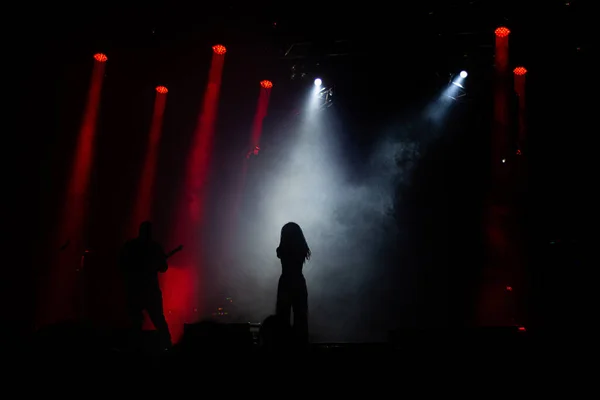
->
{"left": 277, "top": 222, "right": 311, "bottom": 262}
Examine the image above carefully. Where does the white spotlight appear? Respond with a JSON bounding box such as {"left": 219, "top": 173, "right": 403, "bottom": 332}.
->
{"left": 314, "top": 78, "right": 322, "bottom": 86}
{"left": 459, "top": 71, "right": 468, "bottom": 78}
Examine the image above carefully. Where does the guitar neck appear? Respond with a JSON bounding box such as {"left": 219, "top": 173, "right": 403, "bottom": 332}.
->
{"left": 166, "top": 247, "right": 182, "bottom": 259}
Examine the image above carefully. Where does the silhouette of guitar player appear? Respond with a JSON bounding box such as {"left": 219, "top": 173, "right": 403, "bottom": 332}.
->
{"left": 120, "top": 221, "right": 182, "bottom": 350}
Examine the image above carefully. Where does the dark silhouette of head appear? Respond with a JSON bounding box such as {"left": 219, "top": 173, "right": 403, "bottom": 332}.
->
{"left": 138, "top": 221, "right": 152, "bottom": 241}
{"left": 278, "top": 222, "right": 311, "bottom": 262}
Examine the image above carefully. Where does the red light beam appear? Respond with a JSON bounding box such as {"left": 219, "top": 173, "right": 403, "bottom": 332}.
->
{"left": 167, "top": 46, "right": 226, "bottom": 331}
{"left": 184, "top": 50, "right": 225, "bottom": 224}
{"left": 222, "top": 80, "right": 273, "bottom": 259}
{"left": 129, "top": 86, "right": 169, "bottom": 237}
{"left": 513, "top": 67, "right": 527, "bottom": 150}
{"left": 39, "top": 54, "right": 107, "bottom": 326}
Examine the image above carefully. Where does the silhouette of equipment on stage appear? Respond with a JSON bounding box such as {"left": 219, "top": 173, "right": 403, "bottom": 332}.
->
{"left": 275, "top": 222, "right": 311, "bottom": 346}
{"left": 120, "top": 221, "right": 182, "bottom": 349}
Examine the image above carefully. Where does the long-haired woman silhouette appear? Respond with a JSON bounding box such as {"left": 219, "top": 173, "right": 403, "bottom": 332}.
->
{"left": 276, "top": 222, "right": 311, "bottom": 345}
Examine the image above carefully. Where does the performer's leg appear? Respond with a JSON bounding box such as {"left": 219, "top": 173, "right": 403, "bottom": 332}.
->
{"left": 146, "top": 288, "right": 172, "bottom": 349}
{"left": 125, "top": 288, "right": 144, "bottom": 350}
{"left": 292, "top": 277, "right": 309, "bottom": 346}
{"left": 276, "top": 276, "right": 292, "bottom": 325}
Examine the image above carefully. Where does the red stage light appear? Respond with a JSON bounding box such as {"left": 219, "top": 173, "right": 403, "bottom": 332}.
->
{"left": 93, "top": 53, "right": 108, "bottom": 62}
{"left": 260, "top": 80, "right": 273, "bottom": 89}
{"left": 495, "top": 27, "right": 510, "bottom": 38}
{"left": 495, "top": 26, "right": 510, "bottom": 37}
{"left": 212, "top": 44, "right": 227, "bottom": 55}
{"left": 513, "top": 67, "right": 527, "bottom": 76}
{"left": 156, "top": 85, "right": 168, "bottom": 94}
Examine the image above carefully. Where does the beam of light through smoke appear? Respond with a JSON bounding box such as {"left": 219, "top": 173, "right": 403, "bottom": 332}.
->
{"left": 208, "top": 69, "right": 475, "bottom": 340}
{"left": 478, "top": 27, "right": 515, "bottom": 326}
{"left": 129, "top": 89, "right": 168, "bottom": 238}
{"left": 216, "top": 100, "right": 433, "bottom": 341}
{"left": 167, "top": 50, "right": 225, "bottom": 342}
{"left": 39, "top": 56, "right": 107, "bottom": 327}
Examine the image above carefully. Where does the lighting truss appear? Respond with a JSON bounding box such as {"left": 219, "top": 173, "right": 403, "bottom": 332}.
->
{"left": 316, "top": 86, "right": 334, "bottom": 110}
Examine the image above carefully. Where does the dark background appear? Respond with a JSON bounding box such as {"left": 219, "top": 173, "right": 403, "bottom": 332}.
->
{"left": 8, "top": 1, "right": 590, "bottom": 338}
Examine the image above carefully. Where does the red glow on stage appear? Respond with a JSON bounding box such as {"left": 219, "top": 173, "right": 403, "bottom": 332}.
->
{"left": 506, "top": 286, "right": 513, "bottom": 291}
{"left": 260, "top": 80, "right": 273, "bottom": 89}
{"left": 513, "top": 67, "right": 527, "bottom": 76}
{"left": 140, "top": 264, "right": 194, "bottom": 344}
{"left": 495, "top": 27, "right": 510, "bottom": 38}
{"left": 212, "top": 44, "right": 227, "bottom": 55}
{"left": 159, "top": 265, "right": 194, "bottom": 343}
{"left": 156, "top": 85, "right": 168, "bottom": 94}
{"left": 93, "top": 53, "right": 108, "bottom": 62}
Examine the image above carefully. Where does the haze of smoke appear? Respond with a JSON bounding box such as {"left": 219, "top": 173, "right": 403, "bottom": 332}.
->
{"left": 212, "top": 108, "right": 431, "bottom": 341}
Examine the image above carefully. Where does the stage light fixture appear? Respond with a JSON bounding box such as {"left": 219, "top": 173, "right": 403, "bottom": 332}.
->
{"left": 212, "top": 44, "right": 227, "bottom": 55}
{"left": 495, "top": 27, "right": 510, "bottom": 38}
{"left": 513, "top": 67, "right": 527, "bottom": 76}
{"left": 260, "top": 80, "right": 273, "bottom": 89}
{"left": 93, "top": 53, "right": 108, "bottom": 62}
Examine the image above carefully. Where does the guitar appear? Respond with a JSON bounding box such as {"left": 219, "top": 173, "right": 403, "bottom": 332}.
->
{"left": 165, "top": 245, "right": 183, "bottom": 259}
{"left": 159, "top": 245, "right": 183, "bottom": 273}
